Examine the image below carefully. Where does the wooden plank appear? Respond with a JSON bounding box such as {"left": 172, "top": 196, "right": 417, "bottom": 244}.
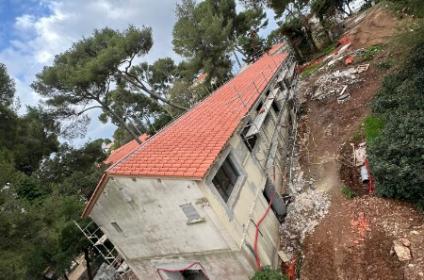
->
{"left": 286, "top": 62, "right": 297, "bottom": 82}
{"left": 245, "top": 88, "right": 279, "bottom": 138}
{"left": 277, "top": 69, "right": 288, "bottom": 83}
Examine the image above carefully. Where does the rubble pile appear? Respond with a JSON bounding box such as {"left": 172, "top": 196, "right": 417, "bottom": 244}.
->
{"left": 310, "top": 67, "right": 363, "bottom": 101}
{"left": 279, "top": 189, "right": 330, "bottom": 259}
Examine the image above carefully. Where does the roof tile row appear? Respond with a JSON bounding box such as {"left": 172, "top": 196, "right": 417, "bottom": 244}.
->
{"left": 107, "top": 46, "right": 288, "bottom": 179}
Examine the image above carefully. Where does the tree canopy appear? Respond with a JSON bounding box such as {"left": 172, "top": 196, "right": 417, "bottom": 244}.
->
{"left": 173, "top": 0, "right": 271, "bottom": 86}
{"left": 0, "top": 63, "right": 15, "bottom": 107}
{"left": 0, "top": 63, "right": 107, "bottom": 279}
{"left": 33, "top": 26, "right": 186, "bottom": 144}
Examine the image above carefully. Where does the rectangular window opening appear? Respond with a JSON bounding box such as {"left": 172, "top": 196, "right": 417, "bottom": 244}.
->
{"left": 263, "top": 181, "right": 287, "bottom": 223}
{"left": 181, "top": 269, "right": 208, "bottom": 280}
{"left": 163, "top": 269, "right": 208, "bottom": 280}
{"left": 111, "top": 222, "right": 123, "bottom": 233}
{"left": 255, "top": 100, "right": 263, "bottom": 113}
{"left": 241, "top": 122, "right": 257, "bottom": 151}
{"left": 271, "top": 100, "right": 281, "bottom": 114}
{"left": 212, "top": 155, "right": 240, "bottom": 203}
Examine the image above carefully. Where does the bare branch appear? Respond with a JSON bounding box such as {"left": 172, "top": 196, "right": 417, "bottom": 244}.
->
{"left": 77, "top": 105, "right": 103, "bottom": 116}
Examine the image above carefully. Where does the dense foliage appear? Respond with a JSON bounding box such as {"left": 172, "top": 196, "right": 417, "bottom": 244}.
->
{"left": 173, "top": 0, "right": 270, "bottom": 86}
{"left": 368, "top": 43, "right": 424, "bottom": 209}
{"left": 0, "top": 64, "right": 106, "bottom": 279}
{"left": 250, "top": 267, "right": 289, "bottom": 280}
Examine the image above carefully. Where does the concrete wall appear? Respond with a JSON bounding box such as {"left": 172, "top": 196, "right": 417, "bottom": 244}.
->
{"left": 90, "top": 176, "right": 245, "bottom": 279}
{"left": 89, "top": 60, "right": 295, "bottom": 280}
{"left": 197, "top": 75, "right": 294, "bottom": 273}
{"left": 131, "top": 251, "right": 251, "bottom": 280}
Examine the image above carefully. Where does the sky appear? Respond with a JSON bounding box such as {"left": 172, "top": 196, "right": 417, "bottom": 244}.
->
{"left": 0, "top": 0, "right": 277, "bottom": 146}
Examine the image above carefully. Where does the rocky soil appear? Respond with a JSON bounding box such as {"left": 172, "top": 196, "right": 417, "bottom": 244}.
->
{"left": 280, "top": 5, "right": 424, "bottom": 280}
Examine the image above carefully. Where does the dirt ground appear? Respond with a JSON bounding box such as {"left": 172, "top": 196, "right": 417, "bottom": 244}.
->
{"left": 344, "top": 5, "right": 399, "bottom": 49}
{"left": 292, "top": 5, "right": 424, "bottom": 280}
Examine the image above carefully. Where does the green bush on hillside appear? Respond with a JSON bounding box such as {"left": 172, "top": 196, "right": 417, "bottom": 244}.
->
{"left": 386, "top": 0, "right": 424, "bottom": 18}
{"left": 364, "top": 115, "right": 384, "bottom": 144}
{"left": 250, "top": 267, "right": 288, "bottom": 280}
{"left": 368, "top": 43, "right": 424, "bottom": 209}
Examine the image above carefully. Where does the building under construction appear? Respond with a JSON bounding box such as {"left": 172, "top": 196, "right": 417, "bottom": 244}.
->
{"left": 80, "top": 43, "right": 298, "bottom": 280}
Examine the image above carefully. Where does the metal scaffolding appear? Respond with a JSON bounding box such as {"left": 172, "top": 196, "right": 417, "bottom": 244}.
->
{"left": 73, "top": 220, "right": 136, "bottom": 280}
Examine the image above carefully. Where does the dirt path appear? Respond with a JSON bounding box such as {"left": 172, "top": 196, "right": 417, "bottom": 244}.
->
{"left": 293, "top": 6, "right": 424, "bottom": 280}
{"left": 297, "top": 62, "right": 389, "bottom": 279}
{"left": 297, "top": 60, "right": 424, "bottom": 280}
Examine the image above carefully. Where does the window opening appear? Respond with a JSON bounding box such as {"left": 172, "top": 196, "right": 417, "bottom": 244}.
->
{"left": 212, "top": 155, "right": 240, "bottom": 202}
{"left": 271, "top": 100, "right": 281, "bottom": 114}
{"left": 241, "top": 122, "right": 257, "bottom": 151}
{"left": 255, "top": 100, "right": 263, "bottom": 113}
{"left": 263, "top": 181, "right": 287, "bottom": 223}
{"left": 181, "top": 269, "right": 208, "bottom": 280}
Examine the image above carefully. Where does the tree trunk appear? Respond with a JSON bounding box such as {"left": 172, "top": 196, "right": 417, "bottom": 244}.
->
{"left": 318, "top": 17, "right": 333, "bottom": 43}
{"left": 84, "top": 248, "right": 94, "bottom": 280}
{"left": 304, "top": 28, "right": 318, "bottom": 52}
{"left": 129, "top": 119, "right": 143, "bottom": 135}
{"left": 142, "top": 86, "right": 188, "bottom": 112}
{"left": 233, "top": 50, "right": 242, "bottom": 69}
{"left": 96, "top": 99, "right": 142, "bottom": 144}
{"left": 122, "top": 73, "right": 188, "bottom": 112}
{"left": 346, "top": 2, "right": 353, "bottom": 15}
{"left": 287, "top": 38, "right": 304, "bottom": 63}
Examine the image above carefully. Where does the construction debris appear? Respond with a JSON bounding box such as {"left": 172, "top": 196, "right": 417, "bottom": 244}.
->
{"left": 337, "top": 84, "right": 350, "bottom": 104}
{"left": 94, "top": 263, "right": 119, "bottom": 280}
{"left": 311, "top": 67, "right": 359, "bottom": 100}
{"left": 324, "top": 42, "right": 352, "bottom": 67}
{"left": 353, "top": 142, "right": 367, "bottom": 166}
{"left": 357, "top": 63, "right": 370, "bottom": 73}
{"left": 279, "top": 189, "right": 330, "bottom": 260}
{"left": 310, "top": 64, "right": 370, "bottom": 102}
{"left": 360, "top": 165, "right": 369, "bottom": 183}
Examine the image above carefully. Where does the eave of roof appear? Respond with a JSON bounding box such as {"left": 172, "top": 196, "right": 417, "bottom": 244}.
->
{"left": 81, "top": 173, "right": 109, "bottom": 218}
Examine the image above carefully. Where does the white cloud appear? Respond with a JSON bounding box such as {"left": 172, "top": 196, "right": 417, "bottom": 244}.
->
{"left": 0, "top": 0, "right": 181, "bottom": 145}
{"left": 15, "top": 14, "right": 36, "bottom": 30}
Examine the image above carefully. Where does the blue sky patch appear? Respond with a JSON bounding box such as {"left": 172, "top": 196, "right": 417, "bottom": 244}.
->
{"left": 0, "top": 0, "right": 50, "bottom": 49}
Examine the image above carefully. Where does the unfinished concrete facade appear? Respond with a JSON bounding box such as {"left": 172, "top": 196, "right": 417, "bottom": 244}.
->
{"left": 82, "top": 44, "right": 297, "bottom": 280}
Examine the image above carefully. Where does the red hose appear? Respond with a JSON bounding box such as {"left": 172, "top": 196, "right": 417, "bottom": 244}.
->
{"left": 253, "top": 193, "right": 275, "bottom": 269}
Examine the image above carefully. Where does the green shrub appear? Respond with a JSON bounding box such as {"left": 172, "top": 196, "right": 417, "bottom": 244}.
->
{"left": 386, "top": 0, "right": 424, "bottom": 18}
{"left": 320, "top": 43, "right": 337, "bottom": 56}
{"left": 368, "top": 42, "right": 424, "bottom": 208}
{"left": 341, "top": 185, "right": 357, "bottom": 199}
{"left": 301, "top": 63, "right": 322, "bottom": 79}
{"left": 364, "top": 115, "right": 384, "bottom": 144}
{"left": 250, "top": 267, "right": 288, "bottom": 280}
{"left": 376, "top": 60, "right": 393, "bottom": 70}
{"left": 359, "top": 45, "right": 384, "bottom": 61}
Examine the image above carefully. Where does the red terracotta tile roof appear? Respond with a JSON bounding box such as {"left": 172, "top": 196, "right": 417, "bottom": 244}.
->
{"left": 107, "top": 49, "right": 288, "bottom": 179}
{"left": 267, "top": 42, "right": 283, "bottom": 54}
{"left": 103, "top": 134, "right": 149, "bottom": 165}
